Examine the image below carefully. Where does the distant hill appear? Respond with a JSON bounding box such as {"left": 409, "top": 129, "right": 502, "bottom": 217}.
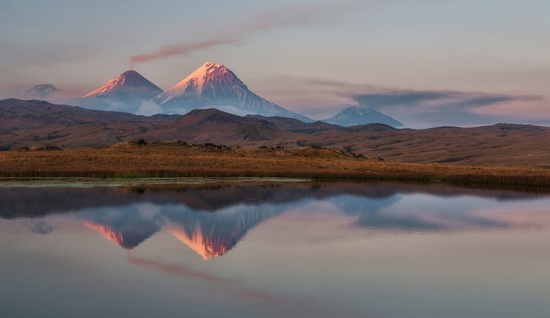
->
{"left": 324, "top": 106, "right": 403, "bottom": 127}
{"left": 2, "top": 98, "right": 550, "bottom": 167}
{"left": 0, "top": 99, "right": 178, "bottom": 149}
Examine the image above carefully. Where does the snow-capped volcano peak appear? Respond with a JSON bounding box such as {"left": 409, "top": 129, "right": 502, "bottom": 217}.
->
{"left": 79, "top": 69, "right": 164, "bottom": 113}
{"left": 155, "top": 61, "right": 242, "bottom": 104}
{"left": 83, "top": 70, "right": 162, "bottom": 98}
{"left": 323, "top": 105, "right": 403, "bottom": 127}
{"left": 83, "top": 71, "right": 130, "bottom": 98}
{"left": 151, "top": 61, "right": 312, "bottom": 122}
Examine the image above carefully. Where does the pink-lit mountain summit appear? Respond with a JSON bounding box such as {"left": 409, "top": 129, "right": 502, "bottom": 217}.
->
{"left": 152, "top": 61, "right": 311, "bottom": 122}
{"left": 80, "top": 70, "right": 163, "bottom": 113}
{"left": 83, "top": 70, "right": 163, "bottom": 99}
{"left": 80, "top": 62, "right": 311, "bottom": 122}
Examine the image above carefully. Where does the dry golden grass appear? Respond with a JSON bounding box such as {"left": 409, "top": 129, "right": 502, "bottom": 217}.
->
{"left": 1, "top": 143, "right": 550, "bottom": 187}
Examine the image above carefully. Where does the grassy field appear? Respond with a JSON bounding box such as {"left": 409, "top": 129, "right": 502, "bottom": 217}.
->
{"left": 2, "top": 143, "right": 550, "bottom": 187}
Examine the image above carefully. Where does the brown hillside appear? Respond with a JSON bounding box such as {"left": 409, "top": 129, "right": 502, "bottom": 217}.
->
{"left": 2, "top": 99, "right": 550, "bottom": 167}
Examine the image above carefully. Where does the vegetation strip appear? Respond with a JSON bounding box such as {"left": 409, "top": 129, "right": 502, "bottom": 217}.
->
{"left": 2, "top": 144, "right": 550, "bottom": 188}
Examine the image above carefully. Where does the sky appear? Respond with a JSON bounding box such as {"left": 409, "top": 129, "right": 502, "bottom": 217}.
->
{"left": 1, "top": 0, "right": 549, "bottom": 127}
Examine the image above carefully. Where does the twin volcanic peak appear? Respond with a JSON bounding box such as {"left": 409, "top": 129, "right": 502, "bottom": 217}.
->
{"left": 80, "top": 61, "right": 311, "bottom": 122}
{"left": 79, "top": 61, "right": 401, "bottom": 126}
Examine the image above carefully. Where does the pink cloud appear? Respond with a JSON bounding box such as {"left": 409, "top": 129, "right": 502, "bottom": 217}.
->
{"left": 129, "top": 1, "right": 386, "bottom": 67}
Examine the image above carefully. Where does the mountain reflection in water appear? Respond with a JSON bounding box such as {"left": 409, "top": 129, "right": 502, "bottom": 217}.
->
{"left": 0, "top": 183, "right": 547, "bottom": 260}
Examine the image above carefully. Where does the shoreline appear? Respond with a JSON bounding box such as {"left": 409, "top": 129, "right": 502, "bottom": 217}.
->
{"left": 2, "top": 145, "right": 550, "bottom": 189}
{"left": 0, "top": 176, "right": 310, "bottom": 188}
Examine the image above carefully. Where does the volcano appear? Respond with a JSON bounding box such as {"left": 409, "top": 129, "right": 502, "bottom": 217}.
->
{"left": 152, "top": 61, "right": 312, "bottom": 122}
{"left": 324, "top": 106, "right": 403, "bottom": 127}
{"left": 80, "top": 70, "right": 163, "bottom": 113}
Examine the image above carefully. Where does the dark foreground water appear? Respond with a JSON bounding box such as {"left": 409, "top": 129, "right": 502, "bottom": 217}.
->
{"left": 1, "top": 182, "right": 549, "bottom": 318}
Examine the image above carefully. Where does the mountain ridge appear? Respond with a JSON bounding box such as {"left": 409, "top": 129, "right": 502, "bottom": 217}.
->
{"left": 2, "top": 99, "right": 550, "bottom": 167}
{"left": 54, "top": 61, "right": 409, "bottom": 126}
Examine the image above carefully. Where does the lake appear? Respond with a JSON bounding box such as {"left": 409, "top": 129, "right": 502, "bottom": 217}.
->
{"left": 1, "top": 182, "right": 549, "bottom": 318}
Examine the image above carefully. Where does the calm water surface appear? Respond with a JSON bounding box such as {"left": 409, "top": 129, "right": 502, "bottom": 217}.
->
{"left": 1, "top": 182, "right": 549, "bottom": 318}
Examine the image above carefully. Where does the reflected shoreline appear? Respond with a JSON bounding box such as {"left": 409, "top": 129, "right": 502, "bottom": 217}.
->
{"left": 2, "top": 182, "right": 549, "bottom": 260}
{"left": 2, "top": 177, "right": 550, "bottom": 193}
{"left": 1, "top": 181, "right": 548, "bottom": 219}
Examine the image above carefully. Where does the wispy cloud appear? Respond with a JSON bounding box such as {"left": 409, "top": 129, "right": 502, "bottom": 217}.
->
{"left": 251, "top": 76, "right": 381, "bottom": 118}
{"left": 127, "top": 255, "right": 231, "bottom": 284}
{"left": 257, "top": 74, "right": 547, "bottom": 127}
{"left": 351, "top": 90, "right": 545, "bottom": 127}
{"left": 24, "top": 83, "right": 59, "bottom": 98}
{"left": 130, "top": 39, "right": 233, "bottom": 69}
{"left": 127, "top": 254, "right": 370, "bottom": 317}
{"left": 243, "top": 1, "right": 382, "bottom": 32}
{"left": 129, "top": 1, "right": 385, "bottom": 67}
{"left": 353, "top": 91, "right": 542, "bottom": 111}
{"left": 27, "top": 220, "right": 55, "bottom": 234}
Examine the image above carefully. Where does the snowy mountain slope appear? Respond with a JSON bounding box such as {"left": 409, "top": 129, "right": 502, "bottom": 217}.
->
{"left": 324, "top": 106, "right": 403, "bottom": 127}
{"left": 79, "top": 70, "right": 163, "bottom": 113}
{"left": 153, "top": 61, "right": 312, "bottom": 122}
